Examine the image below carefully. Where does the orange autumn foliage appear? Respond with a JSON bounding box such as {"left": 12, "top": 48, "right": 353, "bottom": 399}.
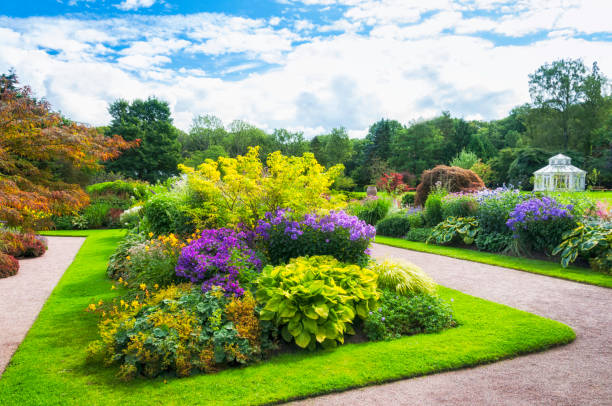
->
{"left": 0, "top": 75, "right": 137, "bottom": 227}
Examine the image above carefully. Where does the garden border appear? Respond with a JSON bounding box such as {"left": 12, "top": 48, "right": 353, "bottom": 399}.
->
{"left": 0, "top": 230, "right": 575, "bottom": 405}
{"left": 376, "top": 236, "right": 612, "bottom": 289}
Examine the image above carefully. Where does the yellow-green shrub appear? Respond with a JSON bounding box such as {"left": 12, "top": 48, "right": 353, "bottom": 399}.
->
{"left": 256, "top": 256, "right": 379, "bottom": 350}
{"left": 368, "top": 259, "right": 437, "bottom": 296}
{"left": 179, "top": 146, "right": 345, "bottom": 228}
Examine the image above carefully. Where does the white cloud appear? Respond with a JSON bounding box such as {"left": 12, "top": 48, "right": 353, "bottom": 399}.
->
{"left": 1, "top": 2, "right": 611, "bottom": 137}
{"left": 115, "top": 0, "right": 157, "bottom": 11}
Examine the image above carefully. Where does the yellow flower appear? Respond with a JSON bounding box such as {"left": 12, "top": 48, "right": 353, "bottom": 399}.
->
{"left": 139, "top": 283, "right": 147, "bottom": 291}
{"left": 118, "top": 277, "right": 123, "bottom": 283}
{"left": 145, "top": 246, "right": 150, "bottom": 251}
{"left": 154, "top": 284, "right": 159, "bottom": 290}
{"left": 149, "top": 232, "right": 154, "bottom": 237}
{"left": 126, "top": 256, "right": 131, "bottom": 261}
{"left": 98, "top": 300, "right": 103, "bottom": 306}
{"left": 131, "top": 300, "right": 139, "bottom": 308}
{"left": 111, "top": 285, "right": 116, "bottom": 290}
{"left": 120, "top": 300, "right": 126, "bottom": 307}
{"left": 88, "top": 303, "right": 96, "bottom": 311}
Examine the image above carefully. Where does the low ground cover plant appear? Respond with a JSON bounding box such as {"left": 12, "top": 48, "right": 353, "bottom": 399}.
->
{"left": 428, "top": 217, "right": 479, "bottom": 245}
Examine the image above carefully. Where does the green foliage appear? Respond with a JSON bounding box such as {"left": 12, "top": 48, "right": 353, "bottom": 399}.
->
{"left": 406, "top": 212, "right": 425, "bottom": 229}
{"left": 349, "top": 196, "right": 392, "bottom": 226}
{"left": 475, "top": 189, "right": 523, "bottom": 235}
{"left": 428, "top": 217, "right": 479, "bottom": 245}
{"left": 450, "top": 149, "right": 479, "bottom": 169}
{"left": 104, "top": 98, "right": 181, "bottom": 182}
{"left": 475, "top": 232, "right": 513, "bottom": 253}
{"left": 424, "top": 189, "right": 446, "bottom": 226}
{"left": 86, "top": 180, "right": 151, "bottom": 201}
{"left": 507, "top": 148, "right": 550, "bottom": 189}
{"left": 106, "top": 232, "right": 147, "bottom": 280}
{"left": 375, "top": 214, "right": 411, "bottom": 238}
{"left": 401, "top": 192, "right": 416, "bottom": 207}
{"left": 363, "top": 289, "right": 454, "bottom": 342}
{"left": 141, "top": 194, "right": 193, "bottom": 236}
{"left": 441, "top": 195, "right": 477, "bottom": 219}
{"left": 88, "top": 285, "right": 267, "bottom": 380}
{"left": 367, "top": 259, "right": 437, "bottom": 296}
{"left": 256, "top": 256, "right": 379, "bottom": 350}
{"left": 405, "top": 227, "right": 432, "bottom": 242}
{"left": 517, "top": 216, "right": 576, "bottom": 255}
{"left": 553, "top": 222, "right": 611, "bottom": 272}
{"left": 82, "top": 201, "right": 112, "bottom": 228}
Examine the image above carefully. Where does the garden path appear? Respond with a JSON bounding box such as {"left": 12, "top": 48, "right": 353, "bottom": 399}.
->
{"left": 0, "top": 236, "right": 84, "bottom": 376}
{"left": 293, "top": 243, "right": 612, "bottom": 406}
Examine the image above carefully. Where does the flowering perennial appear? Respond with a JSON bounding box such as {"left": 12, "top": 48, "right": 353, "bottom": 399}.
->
{"left": 176, "top": 229, "right": 262, "bottom": 296}
{"left": 506, "top": 197, "right": 573, "bottom": 232}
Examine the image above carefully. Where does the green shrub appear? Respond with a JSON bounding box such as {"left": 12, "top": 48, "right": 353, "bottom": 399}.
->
{"left": 553, "top": 222, "right": 611, "bottom": 272}
{"left": 475, "top": 232, "right": 513, "bottom": 253}
{"left": 142, "top": 195, "right": 193, "bottom": 236}
{"left": 475, "top": 188, "right": 523, "bottom": 236}
{"left": 367, "top": 259, "right": 436, "bottom": 296}
{"left": 401, "top": 192, "right": 416, "bottom": 207}
{"left": 376, "top": 214, "right": 411, "bottom": 238}
{"left": 0, "top": 252, "right": 19, "bottom": 278}
{"left": 87, "top": 285, "right": 269, "bottom": 380}
{"left": 82, "top": 201, "right": 112, "bottom": 228}
{"left": 405, "top": 227, "right": 432, "bottom": 242}
{"left": 350, "top": 197, "right": 392, "bottom": 226}
{"left": 119, "top": 205, "right": 142, "bottom": 229}
{"left": 86, "top": 180, "right": 151, "bottom": 201}
{"left": 407, "top": 212, "right": 425, "bottom": 228}
{"left": 256, "top": 256, "right": 379, "bottom": 350}
{"left": 52, "top": 215, "right": 76, "bottom": 230}
{"left": 124, "top": 235, "right": 183, "bottom": 288}
{"left": 424, "top": 191, "right": 445, "bottom": 226}
{"left": 106, "top": 232, "right": 147, "bottom": 280}
{"left": 363, "top": 289, "right": 454, "bottom": 341}
{"left": 441, "top": 194, "right": 477, "bottom": 219}
{"left": 428, "top": 217, "right": 479, "bottom": 245}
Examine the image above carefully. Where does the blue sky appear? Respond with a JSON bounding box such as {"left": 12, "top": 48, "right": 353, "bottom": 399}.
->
{"left": 1, "top": 0, "right": 611, "bottom": 136}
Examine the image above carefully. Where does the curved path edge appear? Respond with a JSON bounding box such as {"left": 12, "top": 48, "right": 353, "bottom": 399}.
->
{"left": 292, "top": 243, "right": 612, "bottom": 405}
{"left": 0, "top": 236, "right": 85, "bottom": 376}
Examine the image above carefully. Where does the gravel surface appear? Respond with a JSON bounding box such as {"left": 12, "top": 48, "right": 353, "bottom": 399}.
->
{"left": 0, "top": 236, "right": 85, "bottom": 376}
{"left": 292, "top": 243, "right": 612, "bottom": 406}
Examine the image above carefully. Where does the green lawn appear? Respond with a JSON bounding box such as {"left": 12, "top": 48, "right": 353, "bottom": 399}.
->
{"left": 376, "top": 236, "right": 612, "bottom": 288}
{"left": 588, "top": 190, "right": 612, "bottom": 204}
{"left": 0, "top": 230, "right": 575, "bottom": 405}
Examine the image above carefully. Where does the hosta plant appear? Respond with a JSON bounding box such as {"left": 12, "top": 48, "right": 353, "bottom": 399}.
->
{"left": 427, "top": 216, "right": 479, "bottom": 245}
{"left": 552, "top": 222, "right": 612, "bottom": 273}
{"left": 256, "top": 256, "right": 379, "bottom": 350}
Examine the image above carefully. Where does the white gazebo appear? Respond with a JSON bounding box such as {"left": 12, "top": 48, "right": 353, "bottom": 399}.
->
{"left": 533, "top": 154, "right": 586, "bottom": 191}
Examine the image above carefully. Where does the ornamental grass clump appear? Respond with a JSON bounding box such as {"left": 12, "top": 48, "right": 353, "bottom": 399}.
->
{"left": 506, "top": 196, "right": 576, "bottom": 254}
{"left": 256, "top": 209, "right": 376, "bottom": 266}
{"left": 256, "top": 256, "right": 379, "bottom": 350}
{"left": 176, "top": 228, "right": 263, "bottom": 296}
{"left": 368, "top": 259, "right": 437, "bottom": 296}
{"left": 87, "top": 284, "right": 269, "bottom": 381}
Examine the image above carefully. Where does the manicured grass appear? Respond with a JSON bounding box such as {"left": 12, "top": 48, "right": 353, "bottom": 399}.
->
{"left": 588, "top": 191, "right": 612, "bottom": 204}
{"left": 0, "top": 230, "right": 574, "bottom": 405}
{"left": 376, "top": 236, "right": 612, "bottom": 288}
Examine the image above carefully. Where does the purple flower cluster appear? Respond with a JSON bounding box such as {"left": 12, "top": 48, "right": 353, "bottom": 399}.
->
{"left": 256, "top": 209, "right": 376, "bottom": 242}
{"left": 175, "top": 228, "right": 262, "bottom": 296}
{"left": 506, "top": 197, "right": 573, "bottom": 232}
{"left": 475, "top": 186, "right": 520, "bottom": 204}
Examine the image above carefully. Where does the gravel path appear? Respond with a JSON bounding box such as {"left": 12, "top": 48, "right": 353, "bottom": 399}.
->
{"left": 0, "top": 236, "right": 85, "bottom": 376}
{"left": 293, "top": 243, "right": 612, "bottom": 406}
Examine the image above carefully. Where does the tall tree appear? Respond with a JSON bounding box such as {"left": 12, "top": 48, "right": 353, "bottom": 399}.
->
{"left": 0, "top": 73, "right": 134, "bottom": 227}
{"left": 105, "top": 97, "right": 181, "bottom": 182}
{"left": 365, "top": 119, "right": 403, "bottom": 162}
{"left": 528, "top": 59, "right": 588, "bottom": 149}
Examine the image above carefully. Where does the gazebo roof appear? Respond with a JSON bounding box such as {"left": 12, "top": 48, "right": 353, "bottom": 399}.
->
{"left": 534, "top": 154, "right": 586, "bottom": 175}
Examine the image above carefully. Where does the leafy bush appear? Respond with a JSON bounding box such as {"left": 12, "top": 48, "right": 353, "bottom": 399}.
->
{"left": 0, "top": 231, "right": 47, "bottom": 258}
{"left": 176, "top": 229, "right": 263, "bottom": 296}
{"left": 450, "top": 149, "right": 479, "bottom": 169}
{"left": 86, "top": 180, "right": 151, "bottom": 201}
{"left": 441, "top": 193, "right": 477, "bottom": 219}
{"left": 349, "top": 196, "right": 392, "bottom": 226}
{"left": 107, "top": 232, "right": 147, "bottom": 280}
{"left": 507, "top": 197, "right": 576, "bottom": 254}
{"left": 428, "top": 217, "right": 479, "bottom": 245}
{"left": 87, "top": 285, "right": 269, "bottom": 380}
{"left": 424, "top": 189, "right": 446, "bottom": 226}
{"left": 415, "top": 165, "right": 485, "bottom": 206}
{"left": 180, "top": 146, "right": 344, "bottom": 228}
{"left": 256, "top": 256, "right": 379, "bottom": 350}
{"left": 82, "top": 201, "right": 112, "bottom": 228}
{"left": 0, "top": 252, "right": 19, "bottom": 278}
{"left": 142, "top": 194, "right": 193, "bottom": 236}
{"left": 475, "top": 187, "right": 522, "bottom": 236}
{"left": 376, "top": 172, "right": 408, "bottom": 194}
{"left": 124, "top": 234, "right": 184, "bottom": 288}
{"left": 406, "top": 211, "right": 425, "bottom": 228}
{"left": 553, "top": 222, "right": 611, "bottom": 272}
{"left": 405, "top": 227, "right": 432, "bottom": 242}
{"left": 401, "top": 192, "right": 416, "bottom": 207}
{"left": 363, "top": 290, "right": 454, "bottom": 341}
{"left": 475, "top": 232, "right": 513, "bottom": 253}
{"left": 119, "top": 205, "right": 142, "bottom": 229}
{"left": 376, "top": 214, "right": 411, "bottom": 238}
{"left": 367, "top": 259, "right": 436, "bottom": 296}
{"left": 258, "top": 209, "right": 375, "bottom": 266}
